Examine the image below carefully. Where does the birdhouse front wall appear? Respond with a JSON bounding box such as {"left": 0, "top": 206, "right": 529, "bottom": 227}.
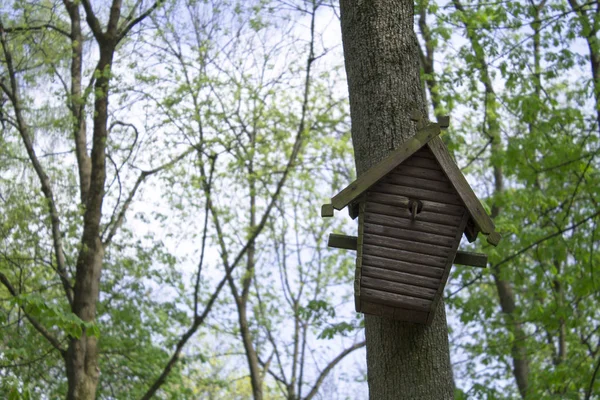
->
{"left": 355, "top": 145, "right": 470, "bottom": 324}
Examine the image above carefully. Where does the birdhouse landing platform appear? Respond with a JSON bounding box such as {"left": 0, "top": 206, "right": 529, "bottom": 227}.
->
{"left": 322, "top": 114, "right": 500, "bottom": 325}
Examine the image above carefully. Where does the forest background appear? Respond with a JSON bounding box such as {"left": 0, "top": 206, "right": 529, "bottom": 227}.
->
{"left": 0, "top": 0, "right": 598, "bottom": 399}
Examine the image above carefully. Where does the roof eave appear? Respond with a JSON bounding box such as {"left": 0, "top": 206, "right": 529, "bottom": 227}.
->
{"left": 330, "top": 123, "right": 442, "bottom": 210}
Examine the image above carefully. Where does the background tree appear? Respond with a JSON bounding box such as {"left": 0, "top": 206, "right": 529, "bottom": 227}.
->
{"left": 2, "top": 0, "right": 600, "bottom": 398}
{"left": 133, "top": 1, "right": 365, "bottom": 397}
{"left": 0, "top": 0, "right": 364, "bottom": 399}
{"left": 416, "top": 0, "right": 600, "bottom": 397}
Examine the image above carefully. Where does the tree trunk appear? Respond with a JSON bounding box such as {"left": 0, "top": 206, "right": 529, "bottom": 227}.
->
{"left": 65, "top": 43, "right": 114, "bottom": 400}
{"left": 338, "top": 1, "right": 454, "bottom": 399}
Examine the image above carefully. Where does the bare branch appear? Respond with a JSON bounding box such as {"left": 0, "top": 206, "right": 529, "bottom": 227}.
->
{"left": 102, "top": 147, "right": 194, "bottom": 246}
{"left": 494, "top": 210, "right": 600, "bottom": 269}
{"left": 303, "top": 341, "right": 366, "bottom": 400}
{"left": 2, "top": 24, "right": 70, "bottom": 38}
{"left": 117, "top": 0, "right": 165, "bottom": 44}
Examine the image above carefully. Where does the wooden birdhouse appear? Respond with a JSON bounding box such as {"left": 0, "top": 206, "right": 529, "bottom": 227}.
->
{"left": 322, "top": 112, "right": 500, "bottom": 325}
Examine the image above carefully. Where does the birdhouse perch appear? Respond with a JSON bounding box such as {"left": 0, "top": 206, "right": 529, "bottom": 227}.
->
{"left": 322, "top": 113, "right": 500, "bottom": 325}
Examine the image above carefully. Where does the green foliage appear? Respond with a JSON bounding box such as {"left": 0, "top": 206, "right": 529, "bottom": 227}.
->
{"left": 6, "top": 0, "right": 599, "bottom": 398}
{"left": 418, "top": 0, "right": 600, "bottom": 396}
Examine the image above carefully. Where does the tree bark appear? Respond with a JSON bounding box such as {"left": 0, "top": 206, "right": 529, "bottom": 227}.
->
{"left": 338, "top": 2, "right": 454, "bottom": 399}
{"left": 66, "top": 42, "right": 114, "bottom": 400}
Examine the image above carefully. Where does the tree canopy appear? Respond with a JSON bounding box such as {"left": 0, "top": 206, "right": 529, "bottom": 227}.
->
{"left": 0, "top": 0, "right": 598, "bottom": 399}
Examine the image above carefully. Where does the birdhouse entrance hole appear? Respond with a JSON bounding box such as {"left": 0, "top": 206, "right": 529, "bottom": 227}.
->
{"left": 408, "top": 199, "right": 423, "bottom": 220}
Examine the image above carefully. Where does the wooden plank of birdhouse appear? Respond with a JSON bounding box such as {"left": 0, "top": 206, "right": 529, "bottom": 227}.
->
{"left": 367, "top": 192, "right": 465, "bottom": 216}
{"left": 393, "top": 164, "right": 448, "bottom": 182}
{"left": 361, "top": 276, "right": 437, "bottom": 300}
{"left": 363, "top": 222, "right": 456, "bottom": 247}
{"left": 355, "top": 203, "right": 366, "bottom": 312}
{"left": 454, "top": 251, "right": 488, "bottom": 268}
{"left": 321, "top": 203, "right": 334, "bottom": 218}
{"left": 403, "top": 156, "right": 444, "bottom": 171}
{"left": 364, "top": 213, "right": 457, "bottom": 237}
{"left": 370, "top": 183, "right": 463, "bottom": 206}
{"left": 361, "top": 287, "right": 431, "bottom": 312}
{"left": 361, "top": 254, "right": 445, "bottom": 278}
{"left": 362, "top": 243, "right": 447, "bottom": 268}
{"left": 331, "top": 124, "right": 441, "bottom": 210}
{"left": 383, "top": 174, "right": 455, "bottom": 194}
{"left": 437, "top": 115, "right": 450, "bottom": 128}
{"left": 357, "top": 202, "right": 366, "bottom": 254}
{"left": 354, "top": 256, "right": 361, "bottom": 312}
{"left": 361, "top": 232, "right": 450, "bottom": 257}
{"left": 427, "top": 136, "right": 497, "bottom": 237}
{"left": 414, "top": 146, "right": 436, "bottom": 159}
{"left": 487, "top": 231, "right": 502, "bottom": 246}
{"left": 360, "top": 300, "right": 429, "bottom": 324}
{"left": 361, "top": 265, "right": 439, "bottom": 289}
{"left": 327, "top": 234, "right": 357, "bottom": 250}
{"left": 426, "top": 210, "right": 470, "bottom": 325}
{"left": 365, "top": 202, "right": 464, "bottom": 227}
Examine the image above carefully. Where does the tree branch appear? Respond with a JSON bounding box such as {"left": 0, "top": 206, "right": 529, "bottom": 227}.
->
{"left": 0, "top": 271, "right": 65, "bottom": 354}
{"left": 0, "top": 21, "right": 73, "bottom": 306}
{"left": 303, "top": 341, "right": 366, "bottom": 400}
{"left": 117, "top": 0, "right": 165, "bottom": 44}
{"left": 79, "top": 0, "right": 105, "bottom": 40}
{"left": 102, "top": 147, "right": 194, "bottom": 246}
{"left": 585, "top": 353, "right": 600, "bottom": 400}
{"left": 2, "top": 23, "right": 70, "bottom": 37}
{"left": 494, "top": 209, "right": 600, "bottom": 269}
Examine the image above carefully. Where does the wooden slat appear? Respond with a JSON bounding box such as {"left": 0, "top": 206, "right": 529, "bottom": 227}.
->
{"left": 487, "top": 231, "right": 502, "bottom": 246}
{"left": 331, "top": 124, "right": 441, "bottom": 210}
{"left": 362, "top": 265, "right": 440, "bottom": 289}
{"left": 364, "top": 213, "right": 458, "bottom": 237}
{"left": 414, "top": 146, "right": 436, "bottom": 159}
{"left": 362, "top": 254, "right": 444, "bottom": 278}
{"left": 361, "top": 276, "right": 437, "bottom": 300}
{"left": 370, "top": 182, "right": 463, "bottom": 206}
{"left": 426, "top": 210, "right": 470, "bottom": 325}
{"left": 362, "top": 232, "right": 451, "bottom": 257}
{"left": 328, "top": 234, "right": 357, "bottom": 250}
{"left": 366, "top": 192, "right": 465, "bottom": 216}
{"left": 361, "top": 287, "right": 431, "bottom": 312}
{"left": 392, "top": 164, "right": 448, "bottom": 182}
{"left": 428, "top": 136, "right": 497, "bottom": 237}
{"left": 365, "top": 201, "right": 463, "bottom": 227}
{"left": 321, "top": 203, "right": 334, "bottom": 217}
{"left": 454, "top": 251, "right": 488, "bottom": 268}
{"left": 403, "top": 156, "right": 443, "bottom": 171}
{"left": 383, "top": 173, "right": 455, "bottom": 194}
{"left": 355, "top": 203, "right": 366, "bottom": 312}
{"left": 363, "top": 243, "right": 447, "bottom": 268}
{"left": 363, "top": 223, "right": 456, "bottom": 247}
{"left": 360, "top": 300, "right": 429, "bottom": 324}
{"left": 437, "top": 116, "right": 450, "bottom": 128}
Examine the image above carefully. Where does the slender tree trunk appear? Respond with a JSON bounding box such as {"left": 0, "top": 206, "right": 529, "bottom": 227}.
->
{"left": 339, "top": 2, "right": 454, "bottom": 399}
{"left": 229, "top": 165, "right": 264, "bottom": 400}
{"left": 63, "top": 1, "right": 92, "bottom": 205}
{"left": 66, "top": 44, "right": 114, "bottom": 400}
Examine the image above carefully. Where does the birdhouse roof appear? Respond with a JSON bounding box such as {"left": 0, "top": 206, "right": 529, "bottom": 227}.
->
{"left": 329, "top": 122, "right": 500, "bottom": 246}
